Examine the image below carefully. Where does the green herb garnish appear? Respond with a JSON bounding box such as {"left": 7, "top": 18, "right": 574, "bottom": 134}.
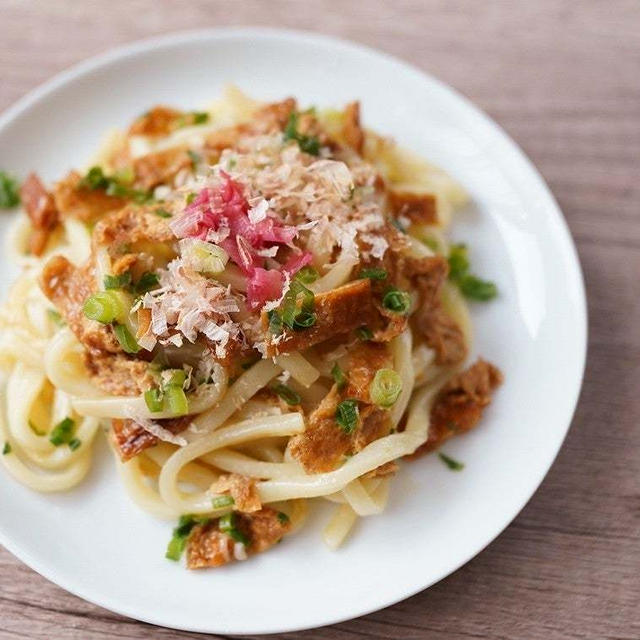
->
{"left": 49, "top": 417, "right": 75, "bottom": 446}
{"left": 447, "top": 244, "right": 497, "bottom": 301}
{"left": 154, "top": 208, "right": 172, "bottom": 218}
{"left": 186, "top": 192, "right": 196, "bottom": 205}
{"left": 81, "top": 166, "right": 153, "bottom": 204}
{"left": 187, "top": 149, "right": 202, "bottom": 169}
{"left": 267, "top": 309, "right": 283, "bottom": 336}
{"left": 144, "top": 388, "right": 164, "bottom": 413}
{"left": 212, "top": 495, "right": 235, "bottom": 510}
{"left": 331, "top": 363, "right": 347, "bottom": 391}
{"left": 165, "top": 514, "right": 210, "bottom": 561}
{"left": 0, "top": 171, "right": 20, "bottom": 209}
{"left": 335, "top": 399, "right": 359, "bottom": 434}
{"left": 218, "top": 512, "right": 250, "bottom": 545}
{"left": 283, "top": 112, "right": 320, "bottom": 156}
{"left": 438, "top": 452, "right": 464, "bottom": 471}
{"left": 68, "top": 438, "right": 82, "bottom": 451}
{"left": 382, "top": 287, "right": 411, "bottom": 315}
{"left": 271, "top": 383, "right": 302, "bottom": 406}
{"left": 2, "top": 442, "right": 11, "bottom": 455}
{"left": 355, "top": 326, "right": 373, "bottom": 341}
{"left": 277, "top": 511, "right": 290, "bottom": 525}
{"left": 369, "top": 368, "right": 402, "bottom": 408}
{"left": 113, "top": 324, "right": 140, "bottom": 354}
{"left": 281, "top": 280, "right": 316, "bottom": 331}
{"left": 104, "top": 272, "right": 133, "bottom": 291}
{"left": 295, "top": 266, "right": 319, "bottom": 284}
{"left": 358, "top": 268, "right": 387, "bottom": 281}
{"left": 134, "top": 271, "right": 160, "bottom": 294}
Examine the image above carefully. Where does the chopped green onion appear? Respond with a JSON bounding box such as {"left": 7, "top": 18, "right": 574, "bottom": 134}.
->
{"left": 438, "top": 452, "right": 465, "bottom": 471}
{"left": 193, "top": 112, "right": 209, "bottom": 125}
{"left": 80, "top": 166, "right": 153, "bottom": 203}
{"left": 104, "top": 272, "right": 133, "bottom": 290}
{"left": 335, "top": 399, "right": 359, "bottom": 434}
{"left": 47, "top": 309, "right": 65, "bottom": 327}
{"left": 369, "top": 368, "right": 403, "bottom": 408}
{"left": 68, "top": 438, "right": 82, "bottom": 451}
{"left": 281, "top": 280, "right": 315, "bottom": 331}
{"left": 113, "top": 323, "right": 141, "bottom": 354}
{"left": 134, "top": 271, "right": 160, "bottom": 294}
{"left": 165, "top": 514, "right": 209, "bottom": 561}
{"left": 154, "top": 208, "right": 172, "bottom": 218}
{"left": 144, "top": 388, "right": 164, "bottom": 413}
{"left": 448, "top": 243, "right": 497, "bottom": 301}
{"left": 186, "top": 192, "right": 196, "bottom": 204}
{"left": 391, "top": 218, "right": 406, "bottom": 234}
{"left": 267, "top": 310, "right": 283, "bottom": 336}
{"left": 283, "top": 112, "right": 320, "bottom": 156}
{"left": 272, "top": 383, "right": 302, "bottom": 406}
{"left": 358, "top": 268, "right": 387, "bottom": 281}
{"left": 2, "top": 442, "right": 11, "bottom": 455}
{"left": 113, "top": 166, "right": 134, "bottom": 185}
{"left": 459, "top": 275, "right": 498, "bottom": 301}
{"left": 292, "top": 310, "right": 316, "bottom": 330}
{"left": 277, "top": 511, "right": 290, "bottom": 525}
{"left": 83, "top": 291, "right": 126, "bottom": 324}
{"left": 422, "top": 236, "right": 439, "bottom": 252}
{"left": 187, "top": 149, "right": 202, "bottom": 168}
{"left": 295, "top": 266, "right": 319, "bottom": 284}
{"left": 382, "top": 287, "right": 411, "bottom": 315}
{"left": 218, "top": 512, "right": 250, "bottom": 545}
{"left": 448, "top": 244, "right": 470, "bottom": 281}
{"left": 0, "top": 171, "right": 20, "bottom": 209}
{"left": 165, "top": 369, "right": 187, "bottom": 388}
{"left": 355, "top": 326, "right": 373, "bottom": 341}
{"left": 212, "top": 495, "right": 235, "bottom": 509}
{"left": 49, "top": 417, "right": 75, "bottom": 446}
{"left": 164, "top": 385, "right": 189, "bottom": 416}
{"left": 331, "top": 363, "right": 347, "bottom": 390}
{"left": 181, "top": 239, "right": 228, "bottom": 275}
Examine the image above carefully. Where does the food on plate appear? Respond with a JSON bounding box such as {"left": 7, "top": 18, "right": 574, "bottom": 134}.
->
{"left": 0, "top": 87, "right": 501, "bottom": 569}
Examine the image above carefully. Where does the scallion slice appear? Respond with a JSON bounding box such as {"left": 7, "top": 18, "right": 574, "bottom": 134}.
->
{"left": 212, "top": 495, "right": 235, "bottom": 509}
{"left": 335, "top": 399, "right": 359, "bottom": 434}
{"left": 49, "top": 417, "right": 75, "bottom": 446}
{"left": 271, "top": 383, "right": 302, "bottom": 406}
{"left": 369, "top": 368, "right": 402, "bottom": 408}
{"left": 83, "top": 291, "right": 126, "bottom": 324}
{"left": 113, "top": 323, "right": 140, "bottom": 354}
{"left": 164, "top": 385, "right": 189, "bottom": 416}
{"left": 358, "top": 267, "right": 387, "bottom": 281}
{"left": 144, "top": 388, "right": 164, "bottom": 413}
{"left": 382, "top": 287, "right": 411, "bottom": 315}
{"left": 331, "top": 363, "right": 347, "bottom": 390}
{"left": 295, "top": 266, "right": 319, "bottom": 284}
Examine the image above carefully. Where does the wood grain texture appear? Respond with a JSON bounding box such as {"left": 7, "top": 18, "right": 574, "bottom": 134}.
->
{"left": 0, "top": 1, "right": 639, "bottom": 638}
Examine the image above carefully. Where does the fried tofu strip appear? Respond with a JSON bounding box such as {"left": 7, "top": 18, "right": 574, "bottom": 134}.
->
{"left": 342, "top": 101, "right": 365, "bottom": 154}
{"left": 19, "top": 173, "right": 60, "bottom": 256}
{"left": 53, "top": 170, "right": 126, "bottom": 222}
{"left": 211, "top": 473, "right": 262, "bottom": 513}
{"left": 111, "top": 415, "right": 192, "bottom": 462}
{"left": 289, "top": 342, "right": 393, "bottom": 472}
{"left": 128, "top": 105, "right": 185, "bottom": 137}
{"left": 412, "top": 359, "right": 503, "bottom": 457}
{"left": 388, "top": 189, "right": 438, "bottom": 225}
{"left": 262, "top": 279, "right": 378, "bottom": 356}
{"left": 186, "top": 507, "right": 291, "bottom": 569}
{"left": 132, "top": 147, "right": 193, "bottom": 190}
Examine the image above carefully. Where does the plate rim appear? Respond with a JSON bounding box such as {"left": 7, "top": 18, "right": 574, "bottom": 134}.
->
{"left": 0, "top": 26, "right": 588, "bottom": 634}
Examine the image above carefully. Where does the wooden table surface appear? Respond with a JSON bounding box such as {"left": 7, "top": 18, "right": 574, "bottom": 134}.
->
{"left": 1, "top": 1, "right": 638, "bottom": 638}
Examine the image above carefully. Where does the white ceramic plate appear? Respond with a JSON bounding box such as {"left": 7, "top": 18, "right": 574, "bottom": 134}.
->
{"left": 0, "top": 28, "right": 586, "bottom": 634}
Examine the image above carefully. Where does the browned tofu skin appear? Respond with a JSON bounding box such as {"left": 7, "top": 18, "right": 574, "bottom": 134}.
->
{"left": 53, "top": 170, "right": 127, "bottom": 222}
{"left": 40, "top": 255, "right": 120, "bottom": 354}
{"left": 19, "top": 173, "right": 60, "bottom": 256}
{"left": 132, "top": 147, "right": 192, "bottom": 190}
{"left": 83, "top": 351, "right": 153, "bottom": 397}
{"left": 290, "top": 342, "right": 393, "bottom": 472}
{"left": 388, "top": 189, "right": 438, "bottom": 225}
{"left": 93, "top": 204, "right": 175, "bottom": 256}
{"left": 128, "top": 105, "right": 184, "bottom": 137}
{"left": 414, "top": 305, "right": 467, "bottom": 366}
{"left": 344, "top": 341, "right": 393, "bottom": 403}
{"left": 342, "top": 101, "right": 364, "bottom": 154}
{"left": 186, "top": 507, "right": 291, "bottom": 569}
{"left": 289, "top": 387, "right": 351, "bottom": 472}
{"left": 211, "top": 473, "right": 262, "bottom": 513}
{"left": 262, "top": 279, "right": 378, "bottom": 356}
{"left": 111, "top": 415, "right": 192, "bottom": 462}
{"left": 412, "top": 359, "right": 502, "bottom": 457}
